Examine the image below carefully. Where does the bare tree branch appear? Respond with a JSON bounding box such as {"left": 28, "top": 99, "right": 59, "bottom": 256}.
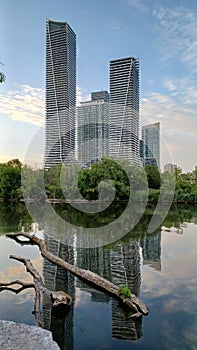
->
{"left": 7, "top": 231, "right": 148, "bottom": 317}
{"left": 0, "top": 254, "right": 72, "bottom": 327}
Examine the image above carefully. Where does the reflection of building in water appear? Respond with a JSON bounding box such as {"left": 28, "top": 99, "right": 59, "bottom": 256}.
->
{"left": 42, "top": 222, "right": 144, "bottom": 344}
{"left": 76, "top": 246, "right": 111, "bottom": 303}
{"left": 76, "top": 237, "right": 142, "bottom": 341}
{"left": 110, "top": 240, "right": 141, "bottom": 296}
{"left": 111, "top": 299, "right": 142, "bottom": 340}
{"left": 110, "top": 240, "right": 142, "bottom": 340}
{"left": 42, "top": 225, "right": 75, "bottom": 350}
{"left": 140, "top": 231, "right": 161, "bottom": 271}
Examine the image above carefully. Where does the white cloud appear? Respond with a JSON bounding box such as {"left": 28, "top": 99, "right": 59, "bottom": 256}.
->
{"left": 163, "top": 80, "right": 176, "bottom": 91}
{"left": 76, "top": 85, "right": 90, "bottom": 105}
{"left": 141, "top": 79, "right": 197, "bottom": 171}
{"left": 153, "top": 4, "right": 197, "bottom": 72}
{"left": 0, "top": 84, "right": 90, "bottom": 126}
{"left": 0, "top": 84, "right": 45, "bottom": 126}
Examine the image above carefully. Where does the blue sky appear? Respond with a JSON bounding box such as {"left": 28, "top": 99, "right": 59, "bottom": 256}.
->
{"left": 0, "top": 0, "right": 197, "bottom": 171}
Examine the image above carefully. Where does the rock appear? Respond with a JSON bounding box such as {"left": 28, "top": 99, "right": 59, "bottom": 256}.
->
{"left": 0, "top": 320, "right": 60, "bottom": 350}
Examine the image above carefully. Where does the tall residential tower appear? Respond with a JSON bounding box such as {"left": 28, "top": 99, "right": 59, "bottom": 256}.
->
{"left": 45, "top": 19, "right": 76, "bottom": 169}
{"left": 109, "top": 57, "right": 140, "bottom": 163}
{"left": 77, "top": 91, "right": 109, "bottom": 167}
{"left": 141, "top": 122, "right": 160, "bottom": 169}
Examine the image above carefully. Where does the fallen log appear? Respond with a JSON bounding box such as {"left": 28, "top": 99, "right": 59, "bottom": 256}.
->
{"left": 6, "top": 231, "right": 148, "bottom": 317}
{"left": 0, "top": 255, "right": 72, "bottom": 327}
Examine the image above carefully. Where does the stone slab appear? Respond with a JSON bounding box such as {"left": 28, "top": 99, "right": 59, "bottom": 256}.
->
{"left": 0, "top": 320, "right": 60, "bottom": 350}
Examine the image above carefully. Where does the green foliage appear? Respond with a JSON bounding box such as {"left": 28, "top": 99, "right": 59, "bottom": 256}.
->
{"left": 145, "top": 165, "right": 161, "bottom": 189}
{"left": 148, "top": 189, "right": 160, "bottom": 202}
{"left": 173, "top": 168, "right": 197, "bottom": 203}
{"left": 0, "top": 158, "right": 197, "bottom": 204}
{"left": 118, "top": 285, "right": 132, "bottom": 299}
{"left": 78, "top": 157, "right": 130, "bottom": 201}
{"left": 44, "top": 163, "right": 64, "bottom": 199}
{"left": 22, "top": 165, "right": 45, "bottom": 202}
{"left": 77, "top": 157, "right": 149, "bottom": 201}
{"left": 0, "top": 159, "right": 22, "bottom": 201}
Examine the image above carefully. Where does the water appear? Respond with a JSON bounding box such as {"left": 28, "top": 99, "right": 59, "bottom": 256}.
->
{"left": 0, "top": 203, "right": 197, "bottom": 350}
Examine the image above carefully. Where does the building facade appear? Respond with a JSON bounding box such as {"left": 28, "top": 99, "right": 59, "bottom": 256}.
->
{"left": 44, "top": 19, "right": 76, "bottom": 169}
{"left": 109, "top": 57, "right": 140, "bottom": 163}
{"left": 91, "top": 90, "right": 109, "bottom": 103}
{"left": 141, "top": 122, "right": 160, "bottom": 169}
{"left": 164, "top": 163, "right": 177, "bottom": 174}
{"left": 77, "top": 91, "right": 109, "bottom": 167}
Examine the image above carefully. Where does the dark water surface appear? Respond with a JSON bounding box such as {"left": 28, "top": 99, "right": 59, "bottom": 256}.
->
{"left": 0, "top": 203, "right": 196, "bottom": 350}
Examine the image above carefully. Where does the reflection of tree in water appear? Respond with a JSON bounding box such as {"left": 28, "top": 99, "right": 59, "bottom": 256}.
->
{"left": 55, "top": 201, "right": 128, "bottom": 228}
{"left": 0, "top": 202, "right": 32, "bottom": 233}
{"left": 162, "top": 204, "right": 197, "bottom": 228}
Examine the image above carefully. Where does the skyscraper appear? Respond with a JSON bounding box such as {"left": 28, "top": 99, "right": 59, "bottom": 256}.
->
{"left": 164, "top": 163, "right": 177, "bottom": 174}
{"left": 77, "top": 91, "right": 109, "bottom": 167}
{"left": 45, "top": 19, "right": 76, "bottom": 169}
{"left": 141, "top": 122, "right": 160, "bottom": 169}
{"left": 109, "top": 57, "right": 140, "bottom": 163}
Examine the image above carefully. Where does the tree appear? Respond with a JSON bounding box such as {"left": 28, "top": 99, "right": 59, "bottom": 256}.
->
{"left": 21, "top": 165, "right": 45, "bottom": 202}
{"left": 44, "top": 163, "right": 63, "bottom": 199}
{"left": 145, "top": 165, "right": 161, "bottom": 189}
{"left": 0, "top": 159, "right": 22, "bottom": 201}
{"left": 60, "top": 163, "right": 82, "bottom": 200}
{"left": 78, "top": 157, "right": 130, "bottom": 201}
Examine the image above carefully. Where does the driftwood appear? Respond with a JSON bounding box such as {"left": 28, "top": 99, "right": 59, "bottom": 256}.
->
{"left": 0, "top": 255, "right": 72, "bottom": 327}
{"left": 6, "top": 231, "right": 148, "bottom": 318}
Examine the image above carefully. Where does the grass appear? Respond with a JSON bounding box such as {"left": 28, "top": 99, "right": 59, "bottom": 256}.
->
{"left": 118, "top": 285, "right": 132, "bottom": 299}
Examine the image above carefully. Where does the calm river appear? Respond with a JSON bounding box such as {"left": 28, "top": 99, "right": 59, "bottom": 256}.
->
{"left": 0, "top": 202, "right": 196, "bottom": 350}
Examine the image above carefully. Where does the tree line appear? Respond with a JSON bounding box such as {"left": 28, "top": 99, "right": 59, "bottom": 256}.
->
{"left": 0, "top": 158, "right": 196, "bottom": 203}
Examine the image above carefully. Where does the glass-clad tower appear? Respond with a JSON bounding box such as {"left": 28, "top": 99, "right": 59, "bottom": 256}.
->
{"left": 109, "top": 57, "right": 140, "bottom": 163}
{"left": 45, "top": 19, "right": 76, "bottom": 169}
{"left": 141, "top": 122, "right": 160, "bottom": 169}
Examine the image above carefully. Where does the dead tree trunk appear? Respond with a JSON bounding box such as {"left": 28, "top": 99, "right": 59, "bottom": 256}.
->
{"left": 0, "top": 255, "right": 72, "bottom": 327}
{"left": 6, "top": 231, "right": 148, "bottom": 318}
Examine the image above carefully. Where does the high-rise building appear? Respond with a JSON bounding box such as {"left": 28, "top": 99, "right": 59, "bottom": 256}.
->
{"left": 44, "top": 19, "right": 76, "bottom": 169}
{"left": 109, "top": 57, "right": 140, "bottom": 163}
{"left": 141, "top": 122, "right": 160, "bottom": 169}
{"left": 91, "top": 90, "right": 109, "bottom": 103}
{"left": 164, "top": 163, "right": 177, "bottom": 174}
{"left": 77, "top": 91, "right": 109, "bottom": 167}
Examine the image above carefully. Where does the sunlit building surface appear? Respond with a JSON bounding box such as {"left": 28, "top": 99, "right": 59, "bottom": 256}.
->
{"left": 45, "top": 19, "right": 76, "bottom": 169}
{"left": 109, "top": 57, "right": 140, "bottom": 163}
